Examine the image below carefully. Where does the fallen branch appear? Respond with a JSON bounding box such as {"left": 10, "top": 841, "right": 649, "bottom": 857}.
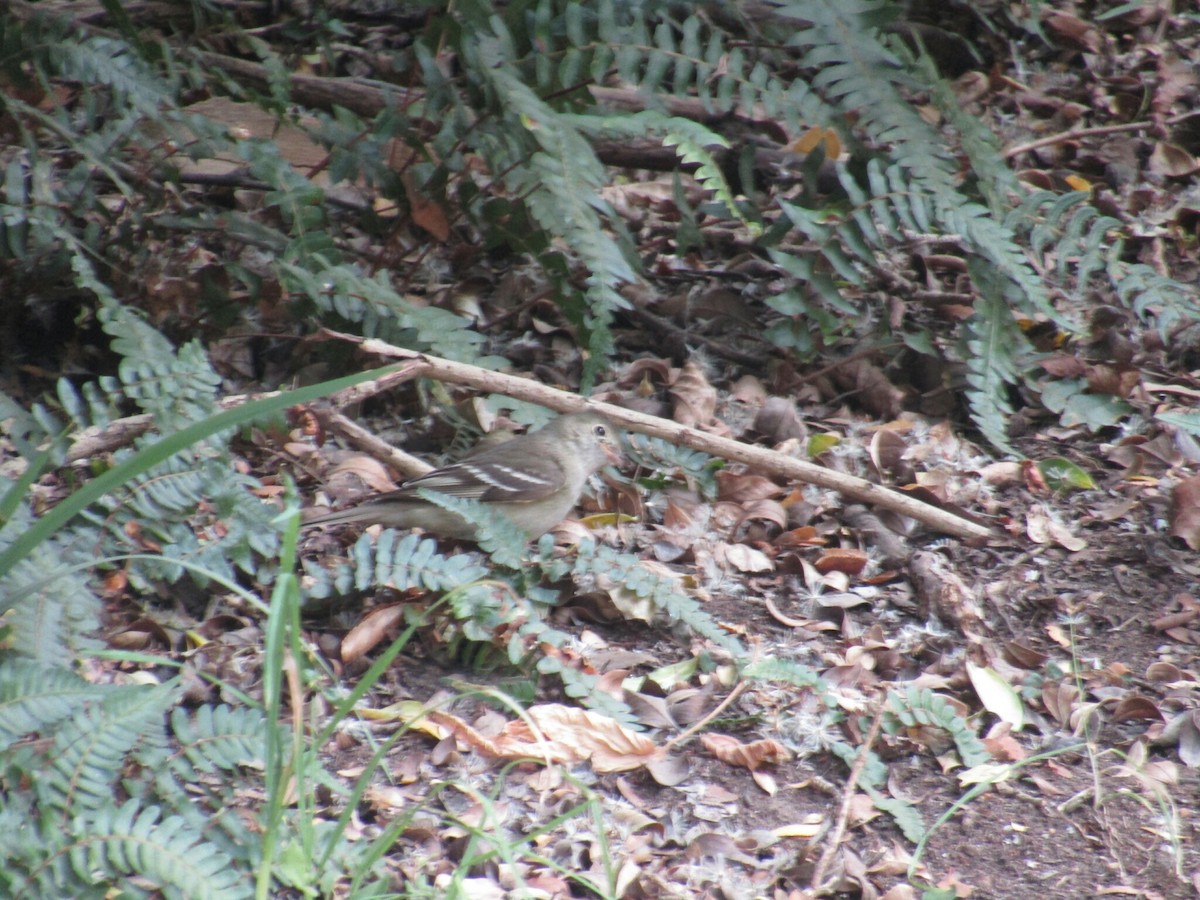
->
{"left": 321, "top": 329, "right": 994, "bottom": 541}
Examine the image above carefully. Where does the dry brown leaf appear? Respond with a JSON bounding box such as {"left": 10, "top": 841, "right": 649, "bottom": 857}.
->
{"left": 669, "top": 359, "right": 717, "bottom": 428}
{"left": 1149, "top": 142, "right": 1200, "bottom": 178}
{"left": 730, "top": 374, "right": 768, "bottom": 406}
{"left": 1043, "top": 11, "right": 1102, "bottom": 52}
{"left": 700, "top": 733, "right": 791, "bottom": 770}
{"left": 1003, "top": 641, "right": 1048, "bottom": 669}
{"left": 1111, "top": 695, "right": 1164, "bottom": 724}
{"left": 1145, "top": 661, "right": 1183, "bottom": 682}
{"left": 829, "top": 357, "right": 905, "bottom": 419}
{"left": 751, "top": 769, "right": 779, "bottom": 795}
{"left": 753, "top": 396, "right": 807, "bottom": 442}
{"left": 1169, "top": 475, "right": 1200, "bottom": 550}
{"left": 715, "top": 469, "right": 783, "bottom": 502}
{"left": 689, "top": 287, "right": 756, "bottom": 325}
{"left": 846, "top": 792, "right": 880, "bottom": 827}
{"left": 617, "top": 357, "right": 673, "bottom": 388}
{"left": 869, "top": 428, "right": 912, "bottom": 482}
{"left": 982, "top": 722, "right": 1026, "bottom": 761}
{"left": 1158, "top": 710, "right": 1200, "bottom": 767}
{"left": 738, "top": 499, "right": 789, "bottom": 531}
{"left": 341, "top": 603, "right": 407, "bottom": 665}
{"left": 1041, "top": 681, "right": 1080, "bottom": 727}
{"left": 775, "top": 525, "right": 824, "bottom": 548}
{"left": 685, "top": 832, "right": 758, "bottom": 865}
{"left": 1039, "top": 353, "right": 1087, "bottom": 378}
{"left": 774, "top": 817, "right": 826, "bottom": 839}
{"left": 1025, "top": 506, "right": 1086, "bottom": 551}
{"left": 716, "top": 542, "right": 774, "bottom": 573}
{"left": 429, "top": 704, "right": 663, "bottom": 773}
{"left": 645, "top": 753, "right": 691, "bottom": 786}
{"left": 814, "top": 547, "right": 869, "bottom": 577}
{"left": 403, "top": 171, "right": 451, "bottom": 241}
{"left": 1084, "top": 363, "right": 1141, "bottom": 398}
{"left": 325, "top": 455, "right": 401, "bottom": 495}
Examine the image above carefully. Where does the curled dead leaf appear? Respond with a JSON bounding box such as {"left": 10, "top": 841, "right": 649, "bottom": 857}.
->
{"left": 341, "top": 603, "right": 407, "bottom": 665}
{"left": 1169, "top": 475, "right": 1200, "bottom": 550}
{"left": 737, "top": 499, "right": 789, "bottom": 531}
{"left": 1149, "top": 142, "right": 1200, "bottom": 178}
{"left": 1145, "top": 661, "right": 1183, "bottom": 682}
{"left": 701, "top": 733, "right": 791, "bottom": 770}
{"left": 427, "top": 703, "right": 663, "bottom": 773}
{"left": 1043, "top": 11, "right": 1102, "bottom": 53}
{"left": 814, "top": 547, "right": 869, "bottom": 577}
{"left": 670, "top": 359, "right": 717, "bottom": 428}
{"left": 716, "top": 469, "right": 783, "bottom": 502}
{"left": 829, "top": 357, "right": 904, "bottom": 419}
{"left": 753, "top": 396, "right": 807, "bottom": 442}
{"left": 717, "top": 542, "right": 774, "bottom": 573}
{"left": 325, "top": 455, "right": 400, "bottom": 500}
{"left": 1111, "top": 694, "right": 1164, "bottom": 724}
{"left": 869, "top": 428, "right": 912, "bottom": 482}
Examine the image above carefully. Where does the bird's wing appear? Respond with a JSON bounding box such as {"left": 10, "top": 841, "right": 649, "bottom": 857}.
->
{"left": 390, "top": 458, "right": 566, "bottom": 503}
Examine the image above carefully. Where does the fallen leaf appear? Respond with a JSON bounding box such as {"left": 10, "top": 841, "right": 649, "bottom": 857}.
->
{"left": 670, "top": 359, "right": 717, "bottom": 428}
{"left": 701, "top": 733, "right": 792, "bottom": 770}
{"left": 718, "top": 542, "right": 774, "bottom": 573}
{"left": 341, "top": 604, "right": 407, "bottom": 665}
{"left": 716, "top": 469, "right": 783, "bottom": 502}
{"left": 429, "top": 704, "right": 664, "bottom": 773}
{"left": 966, "top": 661, "right": 1026, "bottom": 729}
{"left": 1169, "top": 475, "right": 1200, "bottom": 550}
{"left": 814, "top": 547, "right": 869, "bottom": 577}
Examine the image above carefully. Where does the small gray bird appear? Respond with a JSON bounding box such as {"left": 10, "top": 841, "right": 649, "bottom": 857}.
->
{"left": 304, "top": 412, "right": 621, "bottom": 540}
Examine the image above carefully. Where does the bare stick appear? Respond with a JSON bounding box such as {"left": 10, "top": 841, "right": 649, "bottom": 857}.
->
{"left": 324, "top": 329, "right": 994, "bottom": 541}
{"left": 1003, "top": 111, "right": 1200, "bottom": 160}
{"left": 810, "top": 703, "right": 886, "bottom": 892}
{"left": 310, "top": 407, "right": 432, "bottom": 479}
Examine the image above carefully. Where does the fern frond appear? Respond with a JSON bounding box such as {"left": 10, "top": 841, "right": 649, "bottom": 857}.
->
{"left": 886, "top": 686, "right": 991, "bottom": 767}
{"left": 962, "top": 260, "right": 1030, "bottom": 453}
{"left": 626, "top": 433, "right": 720, "bottom": 499}
{"left": 68, "top": 800, "right": 249, "bottom": 899}
{"left": 302, "top": 529, "right": 492, "bottom": 604}
{"left": 278, "top": 259, "right": 493, "bottom": 363}
{"left": 0, "top": 661, "right": 107, "bottom": 747}
{"left": 1113, "top": 262, "right": 1200, "bottom": 338}
{"left": 831, "top": 738, "right": 926, "bottom": 842}
{"left": 42, "top": 683, "right": 176, "bottom": 813}
{"left": 0, "top": 531, "right": 104, "bottom": 666}
{"left": 559, "top": 540, "right": 742, "bottom": 653}
{"left": 169, "top": 704, "right": 270, "bottom": 776}
{"left": 50, "top": 36, "right": 174, "bottom": 116}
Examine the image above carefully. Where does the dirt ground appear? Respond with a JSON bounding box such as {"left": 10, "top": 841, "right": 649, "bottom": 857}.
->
{"left": 310, "top": 422, "right": 1200, "bottom": 899}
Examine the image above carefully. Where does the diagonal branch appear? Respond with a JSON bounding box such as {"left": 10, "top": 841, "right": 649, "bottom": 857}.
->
{"left": 321, "top": 329, "right": 994, "bottom": 541}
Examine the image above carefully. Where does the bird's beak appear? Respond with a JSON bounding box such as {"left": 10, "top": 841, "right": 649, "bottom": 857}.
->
{"left": 603, "top": 442, "right": 624, "bottom": 467}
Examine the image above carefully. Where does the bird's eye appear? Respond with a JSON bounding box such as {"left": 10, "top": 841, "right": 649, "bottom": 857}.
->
{"left": 594, "top": 424, "right": 607, "bottom": 438}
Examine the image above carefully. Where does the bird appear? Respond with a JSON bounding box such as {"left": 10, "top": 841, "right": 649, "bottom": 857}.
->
{"left": 304, "top": 411, "right": 622, "bottom": 540}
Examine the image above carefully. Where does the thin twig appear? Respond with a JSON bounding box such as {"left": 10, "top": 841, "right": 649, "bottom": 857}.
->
{"left": 310, "top": 407, "right": 432, "bottom": 479}
{"left": 810, "top": 703, "right": 886, "bottom": 893}
{"left": 664, "top": 681, "right": 751, "bottom": 752}
{"left": 1003, "top": 111, "right": 1199, "bottom": 160}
